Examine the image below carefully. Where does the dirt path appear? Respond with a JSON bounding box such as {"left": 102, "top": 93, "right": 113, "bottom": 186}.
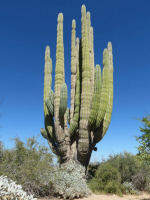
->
{"left": 78, "top": 192, "right": 150, "bottom": 200}
{"left": 39, "top": 192, "right": 150, "bottom": 200}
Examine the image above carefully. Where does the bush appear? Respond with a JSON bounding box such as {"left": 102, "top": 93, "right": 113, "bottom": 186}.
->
{"left": 87, "top": 162, "right": 100, "bottom": 180}
{"left": 0, "top": 136, "right": 54, "bottom": 197}
{"left": 105, "top": 152, "right": 141, "bottom": 183}
{"left": 136, "top": 115, "right": 150, "bottom": 165}
{"left": 95, "top": 163, "right": 121, "bottom": 184}
{"left": 50, "top": 160, "right": 90, "bottom": 199}
{"left": 89, "top": 152, "right": 150, "bottom": 195}
{"left": 88, "top": 178, "right": 104, "bottom": 192}
{"left": 122, "top": 182, "right": 139, "bottom": 195}
{"left": 0, "top": 175, "right": 37, "bottom": 200}
{"left": 105, "top": 181, "right": 122, "bottom": 196}
{"left": 131, "top": 162, "right": 150, "bottom": 191}
{"left": 89, "top": 163, "right": 122, "bottom": 194}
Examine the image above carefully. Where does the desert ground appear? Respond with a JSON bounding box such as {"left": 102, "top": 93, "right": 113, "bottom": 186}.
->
{"left": 39, "top": 192, "right": 150, "bottom": 200}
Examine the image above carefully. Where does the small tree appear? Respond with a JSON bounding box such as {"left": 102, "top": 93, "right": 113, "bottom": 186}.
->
{"left": 136, "top": 116, "right": 150, "bottom": 164}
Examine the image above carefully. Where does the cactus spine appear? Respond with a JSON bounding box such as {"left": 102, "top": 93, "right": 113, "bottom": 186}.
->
{"left": 41, "top": 5, "right": 113, "bottom": 168}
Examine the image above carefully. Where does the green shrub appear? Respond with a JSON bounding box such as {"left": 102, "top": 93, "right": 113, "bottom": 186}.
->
{"left": 105, "top": 181, "right": 122, "bottom": 196}
{"left": 136, "top": 116, "right": 150, "bottom": 165}
{"left": 131, "top": 162, "right": 150, "bottom": 191}
{"left": 88, "top": 178, "right": 104, "bottom": 192}
{"left": 95, "top": 163, "right": 121, "bottom": 184}
{"left": 87, "top": 162, "right": 100, "bottom": 181}
{"left": 89, "top": 163, "right": 122, "bottom": 194}
{"left": 105, "top": 152, "right": 141, "bottom": 183}
{"left": 122, "top": 182, "right": 139, "bottom": 195}
{"left": 88, "top": 152, "right": 150, "bottom": 195}
{"left": 0, "top": 136, "right": 54, "bottom": 197}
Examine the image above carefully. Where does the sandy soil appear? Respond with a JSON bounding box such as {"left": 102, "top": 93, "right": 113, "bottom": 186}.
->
{"left": 77, "top": 192, "right": 150, "bottom": 200}
{"left": 39, "top": 192, "right": 150, "bottom": 200}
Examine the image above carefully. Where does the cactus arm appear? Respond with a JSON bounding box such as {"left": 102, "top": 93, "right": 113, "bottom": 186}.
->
{"left": 89, "top": 26, "right": 95, "bottom": 99}
{"left": 87, "top": 12, "right": 94, "bottom": 96}
{"left": 69, "top": 38, "right": 80, "bottom": 136}
{"left": 96, "top": 48, "right": 110, "bottom": 128}
{"left": 54, "top": 13, "right": 65, "bottom": 122}
{"left": 66, "top": 108, "right": 70, "bottom": 125}
{"left": 44, "top": 46, "right": 52, "bottom": 118}
{"left": 78, "top": 5, "right": 92, "bottom": 165}
{"left": 93, "top": 43, "right": 113, "bottom": 144}
{"left": 40, "top": 128, "right": 59, "bottom": 155}
{"left": 59, "top": 83, "right": 68, "bottom": 123}
{"left": 88, "top": 65, "right": 101, "bottom": 128}
{"left": 86, "top": 12, "right": 91, "bottom": 34}
{"left": 41, "top": 128, "right": 49, "bottom": 140}
{"left": 70, "top": 20, "right": 77, "bottom": 123}
{"left": 45, "top": 89, "right": 54, "bottom": 117}
{"left": 102, "top": 42, "right": 113, "bottom": 136}
{"left": 43, "top": 46, "right": 54, "bottom": 138}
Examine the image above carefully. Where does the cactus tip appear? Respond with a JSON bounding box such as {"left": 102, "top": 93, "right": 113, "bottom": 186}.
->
{"left": 108, "top": 42, "right": 112, "bottom": 51}
{"left": 58, "top": 13, "right": 63, "bottom": 22}
{"left": 45, "top": 45, "right": 50, "bottom": 56}
{"left": 72, "top": 19, "right": 76, "bottom": 29}
{"left": 81, "top": 4, "right": 86, "bottom": 14}
{"left": 87, "top": 11, "right": 91, "bottom": 19}
{"left": 103, "top": 48, "right": 108, "bottom": 55}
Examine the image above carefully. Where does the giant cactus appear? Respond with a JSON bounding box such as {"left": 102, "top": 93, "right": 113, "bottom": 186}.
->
{"left": 41, "top": 5, "right": 113, "bottom": 169}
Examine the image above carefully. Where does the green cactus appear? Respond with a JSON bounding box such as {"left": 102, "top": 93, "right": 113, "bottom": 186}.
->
{"left": 41, "top": 5, "right": 113, "bottom": 168}
{"left": 45, "top": 89, "right": 54, "bottom": 117}
{"left": 89, "top": 64, "right": 101, "bottom": 128}
{"left": 59, "top": 83, "right": 68, "bottom": 121}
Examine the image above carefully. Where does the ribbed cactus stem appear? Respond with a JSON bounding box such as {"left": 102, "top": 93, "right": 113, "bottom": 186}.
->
{"left": 44, "top": 46, "right": 52, "bottom": 117}
{"left": 45, "top": 89, "right": 54, "bottom": 117}
{"left": 89, "top": 65, "right": 101, "bottom": 127}
{"left": 87, "top": 12, "right": 94, "bottom": 107}
{"left": 96, "top": 48, "right": 110, "bottom": 127}
{"left": 70, "top": 19, "right": 77, "bottom": 123}
{"left": 69, "top": 37, "right": 80, "bottom": 135}
{"left": 89, "top": 27, "right": 95, "bottom": 100}
{"left": 102, "top": 42, "right": 113, "bottom": 136}
{"left": 80, "top": 4, "right": 89, "bottom": 120}
{"left": 86, "top": 12, "right": 91, "bottom": 35}
{"left": 54, "top": 13, "right": 65, "bottom": 121}
{"left": 59, "top": 83, "right": 68, "bottom": 120}
{"left": 78, "top": 5, "right": 92, "bottom": 164}
{"left": 66, "top": 108, "right": 70, "bottom": 125}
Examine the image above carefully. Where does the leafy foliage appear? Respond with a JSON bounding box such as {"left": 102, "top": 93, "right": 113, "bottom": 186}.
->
{"left": 88, "top": 163, "right": 122, "bottom": 195}
{"left": 88, "top": 152, "right": 150, "bottom": 195}
{"left": 0, "top": 136, "right": 54, "bottom": 197}
{"left": 136, "top": 115, "right": 150, "bottom": 164}
{"left": 103, "top": 152, "right": 141, "bottom": 183}
{"left": 131, "top": 162, "right": 150, "bottom": 191}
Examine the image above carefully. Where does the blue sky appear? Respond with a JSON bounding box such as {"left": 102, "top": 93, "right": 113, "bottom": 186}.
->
{"left": 0, "top": 0, "right": 150, "bottom": 162}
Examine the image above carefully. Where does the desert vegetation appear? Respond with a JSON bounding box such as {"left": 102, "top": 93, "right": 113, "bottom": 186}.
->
{"left": 88, "top": 152, "right": 150, "bottom": 196}
{"left": 0, "top": 124, "right": 149, "bottom": 199}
